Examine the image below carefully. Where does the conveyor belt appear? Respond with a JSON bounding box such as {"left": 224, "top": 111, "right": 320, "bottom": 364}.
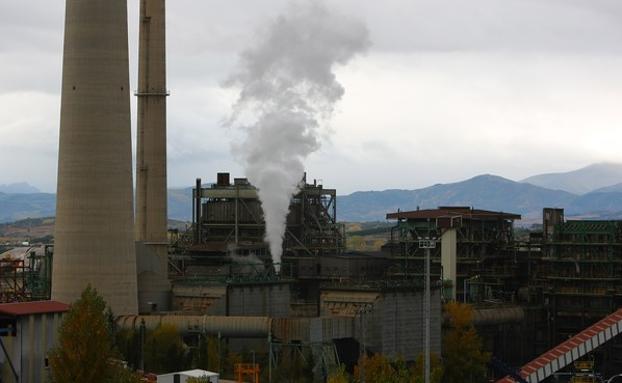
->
{"left": 496, "top": 308, "right": 622, "bottom": 383}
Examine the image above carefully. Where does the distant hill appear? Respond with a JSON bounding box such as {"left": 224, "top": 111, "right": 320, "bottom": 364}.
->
{"left": 168, "top": 187, "right": 193, "bottom": 221}
{"left": 591, "top": 183, "right": 622, "bottom": 194}
{"left": 4, "top": 163, "right": 622, "bottom": 224}
{"left": 0, "top": 182, "right": 40, "bottom": 194}
{"left": 521, "top": 162, "right": 622, "bottom": 195}
{"left": 0, "top": 192, "right": 56, "bottom": 223}
{"left": 566, "top": 191, "right": 622, "bottom": 215}
{"left": 338, "top": 175, "right": 578, "bottom": 221}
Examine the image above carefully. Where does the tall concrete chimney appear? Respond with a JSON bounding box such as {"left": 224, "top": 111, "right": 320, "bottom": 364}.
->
{"left": 135, "top": 0, "right": 171, "bottom": 313}
{"left": 53, "top": 0, "right": 138, "bottom": 315}
{"left": 136, "top": 0, "right": 168, "bottom": 243}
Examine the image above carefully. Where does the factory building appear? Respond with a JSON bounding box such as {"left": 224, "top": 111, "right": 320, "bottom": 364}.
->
{"left": 0, "top": 300, "right": 69, "bottom": 383}
{"left": 383, "top": 207, "right": 523, "bottom": 302}
{"left": 533, "top": 208, "right": 622, "bottom": 374}
{"left": 188, "top": 173, "right": 344, "bottom": 262}
{"left": 5, "top": 0, "right": 620, "bottom": 378}
{"left": 321, "top": 283, "right": 442, "bottom": 361}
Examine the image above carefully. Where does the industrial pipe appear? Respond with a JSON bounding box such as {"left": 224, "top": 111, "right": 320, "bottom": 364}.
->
{"left": 117, "top": 315, "right": 272, "bottom": 338}
{"left": 471, "top": 307, "right": 525, "bottom": 326}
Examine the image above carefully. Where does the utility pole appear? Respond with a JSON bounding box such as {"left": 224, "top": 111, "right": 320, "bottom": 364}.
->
{"left": 419, "top": 237, "right": 436, "bottom": 383}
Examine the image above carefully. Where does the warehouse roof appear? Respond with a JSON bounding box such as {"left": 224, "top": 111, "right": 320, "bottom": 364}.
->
{"left": 0, "top": 300, "right": 69, "bottom": 317}
{"left": 386, "top": 206, "right": 521, "bottom": 220}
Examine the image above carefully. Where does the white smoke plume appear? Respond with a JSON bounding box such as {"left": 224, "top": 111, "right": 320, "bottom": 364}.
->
{"left": 226, "top": 2, "right": 369, "bottom": 269}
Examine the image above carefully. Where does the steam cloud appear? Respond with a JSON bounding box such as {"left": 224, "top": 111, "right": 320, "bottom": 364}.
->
{"left": 226, "top": 2, "right": 369, "bottom": 269}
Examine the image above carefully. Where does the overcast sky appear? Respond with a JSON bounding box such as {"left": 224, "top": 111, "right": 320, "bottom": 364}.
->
{"left": 1, "top": 0, "right": 621, "bottom": 194}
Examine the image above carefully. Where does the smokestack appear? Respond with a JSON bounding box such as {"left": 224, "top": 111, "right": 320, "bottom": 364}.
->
{"left": 53, "top": 0, "right": 138, "bottom": 314}
{"left": 135, "top": 0, "right": 171, "bottom": 313}
{"left": 135, "top": 0, "right": 168, "bottom": 243}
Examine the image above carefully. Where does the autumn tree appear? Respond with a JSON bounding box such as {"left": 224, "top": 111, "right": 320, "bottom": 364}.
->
{"left": 48, "top": 286, "right": 114, "bottom": 383}
{"left": 442, "top": 301, "right": 489, "bottom": 383}
{"left": 411, "top": 353, "right": 444, "bottom": 383}
{"left": 49, "top": 285, "right": 140, "bottom": 383}
{"left": 353, "top": 354, "right": 411, "bottom": 383}
{"left": 327, "top": 364, "right": 350, "bottom": 383}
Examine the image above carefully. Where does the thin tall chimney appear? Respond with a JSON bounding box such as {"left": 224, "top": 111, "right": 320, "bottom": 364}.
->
{"left": 135, "top": 0, "right": 171, "bottom": 313}
{"left": 135, "top": 0, "right": 168, "bottom": 243}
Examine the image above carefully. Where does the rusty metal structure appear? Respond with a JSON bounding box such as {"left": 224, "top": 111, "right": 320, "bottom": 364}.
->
{"left": 531, "top": 208, "right": 622, "bottom": 372}
{"left": 0, "top": 246, "right": 52, "bottom": 303}
{"left": 234, "top": 363, "right": 260, "bottom": 383}
{"left": 189, "top": 173, "right": 345, "bottom": 263}
{"left": 383, "top": 207, "right": 523, "bottom": 302}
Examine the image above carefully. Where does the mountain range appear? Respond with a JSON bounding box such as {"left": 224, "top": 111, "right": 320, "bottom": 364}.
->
{"left": 521, "top": 163, "right": 622, "bottom": 195}
{"left": 1, "top": 163, "right": 622, "bottom": 223}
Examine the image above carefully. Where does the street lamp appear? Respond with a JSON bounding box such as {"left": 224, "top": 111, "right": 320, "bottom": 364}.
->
{"left": 419, "top": 237, "right": 436, "bottom": 383}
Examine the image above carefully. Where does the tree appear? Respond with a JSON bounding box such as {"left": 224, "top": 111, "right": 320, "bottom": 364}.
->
{"left": 48, "top": 285, "right": 115, "bottom": 383}
{"left": 143, "top": 323, "right": 189, "bottom": 373}
{"left": 353, "top": 354, "right": 400, "bottom": 383}
{"left": 411, "top": 353, "right": 444, "bottom": 383}
{"left": 442, "top": 302, "right": 489, "bottom": 383}
{"left": 327, "top": 364, "right": 350, "bottom": 383}
{"left": 116, "top": 328, "right": 142, "bottom": 370}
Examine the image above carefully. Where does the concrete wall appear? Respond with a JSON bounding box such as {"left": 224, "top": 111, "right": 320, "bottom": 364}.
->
{"left": 377, "top": 289, "right": 441, "bottom": 360}
{"left": 172, "top": 282, "right": 292, "bottom": 318}
{"left": 227, "top": 283, "right": 291, "bottom": 318}
{"left": 441, "top": 229, "right": 457, "bottom": 300}
{"left": 296, "top": 255, "right": 389, "bottom": 279}
{"left": 319, "top": 287, "right": 441, "bottom": 360}
{"left": 0, "top": 312, "right": 64, "bottom": 383}
{"left": 171, "top": 285, "right": 227, "bottom": 314}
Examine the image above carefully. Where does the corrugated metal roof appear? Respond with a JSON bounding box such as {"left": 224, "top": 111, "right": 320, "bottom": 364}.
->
{"left": 0, "top": 300, "right": 69, "bottom": 316}
{"left": 386, "top": 207, "right": 521, "bottom": 220}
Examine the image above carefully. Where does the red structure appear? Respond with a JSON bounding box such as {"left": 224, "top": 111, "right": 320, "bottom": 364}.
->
{"left": 0, "top": 259, "right": 29, "bottom": 303}
{"left": 496, "top": 308, "right": 622, "bottom": 383}
{"left": 235, "top": 363, "right": 260, "bottom": 383}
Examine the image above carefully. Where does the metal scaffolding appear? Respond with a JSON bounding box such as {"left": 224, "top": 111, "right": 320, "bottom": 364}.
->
{"left": 188, "top": 173, "right": 345, "bottom": 263}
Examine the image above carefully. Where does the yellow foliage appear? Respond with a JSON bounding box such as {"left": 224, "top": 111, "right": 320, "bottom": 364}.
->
{"left": 353, "top": 354, "right": 395, "bottom": 383}
{"left": 327, "top": 364, "right": 350, "bottom": 383}
{"left": 444, "top": 300, "right": 474, "bottom": 329}
{"left": 442, "top": 302, "right": 490, "bottom": 383}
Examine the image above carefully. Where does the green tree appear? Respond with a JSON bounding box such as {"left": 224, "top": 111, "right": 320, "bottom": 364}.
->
{"left": 144, "top": 324, "right": 189, "bottom": 373}
{"left": 207, "top": 335, "right": 222, "bottom": 373}
{"left": 442, "top": 302, "right": 489, "bottom": 383}
{"left": 116, "top": 328, "right": 142, "bottom": 370}
{"left": 48, "top": 285, "right": 115, "bottom": 383}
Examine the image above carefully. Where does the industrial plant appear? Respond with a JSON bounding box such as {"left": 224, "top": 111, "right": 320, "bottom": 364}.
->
{"left": 1, "top": 0, "right": 622, "bottom": 383}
